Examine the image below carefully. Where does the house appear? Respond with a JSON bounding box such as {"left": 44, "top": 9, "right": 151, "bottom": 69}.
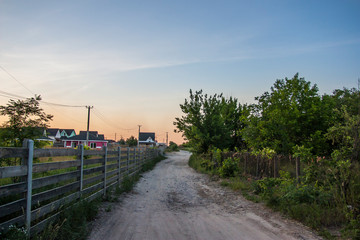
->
{"left": 60, "top": 129, "right": 76, "bottom": 138}
{"left": 46, "top": 128, "right": 61, "bottom": 141}
{"left": 138, "top": 132, "right": 156, "bottom": 146}
{"left": 62, "top": 131, "right": 108, "bottom": 149}
{"left": 46, "top": 128, "right": 76, "bottom": 147}
{"left": 47, "top": 128, "right": 76, "bottom": 140}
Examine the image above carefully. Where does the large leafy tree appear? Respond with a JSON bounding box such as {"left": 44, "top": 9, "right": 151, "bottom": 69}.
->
{"left": 174, "top": 89, "right": 248, "bottom": 153}
{"left": 125, "top": 136, "right": 137, "bottom": 147}
{"left": 326, "top": 88, "right": 360, "bottom": 162}
{"left": 0, "top": 95, "right": 53, "bottom": 147}
{"left": 243, "top": 73, "right": 330, "bottom": 155}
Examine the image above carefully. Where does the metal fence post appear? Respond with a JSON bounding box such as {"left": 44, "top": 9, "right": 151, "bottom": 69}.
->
{"left": 127, "top": 147, "right": 130, "bottom": 175}
{"left": 25, "top": 139, "right": 34, "bottom": 236}
{"left": 133, "top": 148, "right": 136, "bottom": 172}
{"left": 117, "top": 147, "right": 121, "bottom": 184}
{"left": 79, "top": 144, "right": 84, "bottom": 194}
{"left": 103, "top": 146, "right": 108, "bottom": 197}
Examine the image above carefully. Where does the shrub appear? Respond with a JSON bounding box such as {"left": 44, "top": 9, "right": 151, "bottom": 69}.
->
{"left": 219, "top": 157, "right": 239, "bottom": 177}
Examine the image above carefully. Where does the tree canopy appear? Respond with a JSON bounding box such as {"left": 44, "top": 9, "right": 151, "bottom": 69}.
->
{"left": 125, "top": 136, "right": 138, "bottom": 147}
{"left": 0, "top": 95, "right": 53, "bottom": 146}
{"left": 174, "top": 74, "right": 360, "bottom": 160}
{"left": 174, "top": 89, "right": 249, "bottom": 153}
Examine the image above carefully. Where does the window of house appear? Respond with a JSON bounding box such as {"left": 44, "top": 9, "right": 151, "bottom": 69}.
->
{"left": 90, "top": 142, "right": 96, "bottom": 148}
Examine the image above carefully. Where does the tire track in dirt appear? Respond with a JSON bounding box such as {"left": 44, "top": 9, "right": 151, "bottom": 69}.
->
{"left": 88, "top": 151, "right": 321, "bottom": 240}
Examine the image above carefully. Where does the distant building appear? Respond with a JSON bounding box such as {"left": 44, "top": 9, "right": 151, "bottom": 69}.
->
{"left": 62, "top": 131, "right": 108, "bottom": 149}
{"left": 138, "top": 132, "right": 156, "bottom": 146}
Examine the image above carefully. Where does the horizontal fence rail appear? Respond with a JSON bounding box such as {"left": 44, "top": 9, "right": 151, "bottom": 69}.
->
{"left": 0, "top": 140, "right": 159, "bottom": 236}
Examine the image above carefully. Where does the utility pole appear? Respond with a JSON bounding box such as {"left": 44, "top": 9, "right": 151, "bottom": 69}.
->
{"left": 115, "top": 133, "right": 117, "bottom": 142}
{"left": 166, "top": 132, "right": 168, "bottom": 146}
{"left": 137, "top": 125, "right": 142, "bottom": 147}
{"left": 86, "top": 106, "right": 93, "bottom": 146}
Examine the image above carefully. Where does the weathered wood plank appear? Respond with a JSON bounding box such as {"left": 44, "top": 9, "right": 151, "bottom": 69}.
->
{"left": 34, "top": 148, "right": 78, "bottom": 158}
{"left": 0, "top": 198, "right": 25, "bottom": 218}
{"left": 107, "top": 150, "right": 119, "bottom": 155}
{"left": 83, "top": 165, "right": 104, "bottom": 175}
{"left": 84, "top": 157, "right": 103, "bottom": 165}
{"left": 106, "top": 175, "right": 118, "bottom": 186}
{"left": 0, "top": 147, "right": 27, "bottom": 158}
{"left": 0, "top": 214, "right": 25, "bottom": 231}
{"left": 85, "top": 189, "right": 103, "bottom": 202}
{"left": 33, "top": 160, "right": 80, "bottom": 173}
{"left": 82, "top": 182, "right": 103, "bottom": 196}
{"left": 83, "top": 174, "right": 103, "bottom": 186}
{"left": 0, "top": 181, "right": 26, "bottom": 197}
{"left": 106, "top": 163, "right": 118, "bottom": 170}
{"left": 0, "top": 165, "right": 27, "bottom": 178}
{"left": 30, "top": 211, "right": 61, "bottom": 235}
{"left": 31, "top": 192, "right": 80, "bottom": 222}
{"left": 83, "top": 150, "right": 104, "bottom": 156}
{"left": 32, "top": 181, "right": 79, "bottom": 204}
{"left": 107, "top": 169, "right": 118, "bottom": 179}
{"left": 106, "top": 156, "right": 118, "bottom": 162}
{"left": 120, "top": 166, "right": 127, "bottom": 172}
{"left": 33, "top": 171, "right": 79, "bottom": 190}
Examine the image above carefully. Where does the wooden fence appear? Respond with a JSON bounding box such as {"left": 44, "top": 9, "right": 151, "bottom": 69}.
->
{"left": 210, "top": 151, "right": 302, "bottom": 180}
{"left": 0, "top": 140, "right": 159, "bottom": 236}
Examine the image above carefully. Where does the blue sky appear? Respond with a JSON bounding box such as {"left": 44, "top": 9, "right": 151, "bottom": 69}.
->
{"left": 0, "top": 0, "right": 359, "bottom": 143}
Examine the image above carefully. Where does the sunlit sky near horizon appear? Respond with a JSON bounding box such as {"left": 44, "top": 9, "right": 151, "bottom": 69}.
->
{"left": 1, "top": 0, "right": 359, "bottom": 144}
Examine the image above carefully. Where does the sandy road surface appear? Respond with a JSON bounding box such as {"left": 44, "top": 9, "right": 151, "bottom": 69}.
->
{"left": 88, "top": 151, "right": 321, "bottom": 240}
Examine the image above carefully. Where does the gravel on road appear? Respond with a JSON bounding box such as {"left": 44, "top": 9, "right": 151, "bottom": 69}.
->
{"left": 88, "top": 151, "right": 321, "bottom": 240}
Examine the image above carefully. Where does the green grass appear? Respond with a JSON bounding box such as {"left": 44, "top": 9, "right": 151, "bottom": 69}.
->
{"left": 1, "top": 154, "right": 166, "bottom": 240}
{"left": 187, "top": 153, "right": 355, "bottom": 239}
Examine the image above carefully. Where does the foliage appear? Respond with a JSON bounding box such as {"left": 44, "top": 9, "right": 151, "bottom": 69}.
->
{"left": 0, "top": 95, "right": 53, "bottom": 147}
{"left": 182, "top": 74, "right": 360, "bottom": 238}
{"left": 125, "top": 136, "right": 137, "bottom": 147}
{"left": 326, "top": 106, "right": 360, "bottom": 162}
{"left": 219, "top": 157, "right": 239, "bottom": 177}
{"left": 56, "top": 200, "right": 99, "bottom": 240}
{"left": 174, "top": 89, "right": 249, "bottom": 153}
{"left": 117, "top": 138, "right": 126, "bottom": 145}
{"left": 242, "top": 73, "right": 331, "bottom": 155}
{"left": 166, "top": 141, "right": 179, "bottom": 152}
{"left": 0, "top": 225, "right": 27, "bottom": 240}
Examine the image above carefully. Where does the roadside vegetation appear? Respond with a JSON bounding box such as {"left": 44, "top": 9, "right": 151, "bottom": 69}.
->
{"left": 175, "top": 73, "right": 360, "bottom": 239}
{"left": 0, "top": 154, "right": 166, "bottom": 240}
{"left": 164, "top": 141, "right": 179, "bottom": 152}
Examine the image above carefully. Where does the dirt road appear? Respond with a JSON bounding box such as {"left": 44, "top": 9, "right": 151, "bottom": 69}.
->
{"left": 88, "top": 151, "right": 321, "bottom": 240}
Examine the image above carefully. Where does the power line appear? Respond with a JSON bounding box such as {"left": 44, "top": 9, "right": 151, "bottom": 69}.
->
{"left": 92, "top": 107, "right": 136, "bottom": 131}
{"left": 0, "top": 89, "right": 86, "bottom": 108}
{"left": 0, "top": 90, "right": 28, "bottom": 100}
{"left": 0, "top": 65, "right": 35, "bottom": 96}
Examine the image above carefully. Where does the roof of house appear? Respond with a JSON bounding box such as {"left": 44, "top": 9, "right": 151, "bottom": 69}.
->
{"left": 46, "top": 128, "right": 60, "bottom": 136}
{"left": 139, "top": 132, "right": 156, "bottom": 142}
{"left": 64, "top": 131, "right": 107, "bottom": 142}
{"left": 61, "top": 129, "right": 76, "bottom": 135}
{"left": 79, "top": 131, "right": 98, "bottom": 137}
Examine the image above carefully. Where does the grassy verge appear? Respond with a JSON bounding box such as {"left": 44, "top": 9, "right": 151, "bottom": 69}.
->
{"left": 0, "top": 155, "right": 166, "bottom": 240}
{"left": 189, "top": 154, "right": 358, "bottom": 240}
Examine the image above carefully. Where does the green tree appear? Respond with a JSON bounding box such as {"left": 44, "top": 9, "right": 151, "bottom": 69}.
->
{"left": 167, "top": 141, "right": 179, "bottom": 151}
{"left": 174, "top": 89, "right": 248, "bottom": 153}
{"left": 125, "top": 136, "right": 137, "bottom": 147}
{"left": 0, "top": 95, "right": 53, "bottom": 147}
{"left": 118, "top": 138, "right": 126, "bottom": 145}
{"left": 243, "top": 73, "right": 329, "bottom": 155}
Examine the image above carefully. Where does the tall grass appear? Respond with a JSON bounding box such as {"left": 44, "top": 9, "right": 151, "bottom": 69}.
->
{"left": 189, "top": 153, "right": 360, "bottom": 239}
